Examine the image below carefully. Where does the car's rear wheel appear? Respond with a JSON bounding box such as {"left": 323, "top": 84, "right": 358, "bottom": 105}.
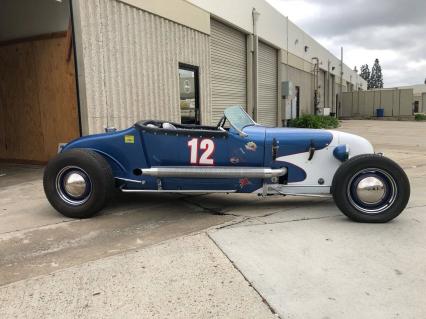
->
{"left": 43, "top": 149, "right": 113, "bottom": 218}
{"left": 332, "top": 154, "right": 410, "bottom": 223}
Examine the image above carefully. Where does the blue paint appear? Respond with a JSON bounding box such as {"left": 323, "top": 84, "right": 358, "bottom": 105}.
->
{"left": 60, "top": 121, "right": 333, "bottom": 192}
{"left": 62, "top": 128, "right": 148, "bottom": 182}
{"left": 265, "top": 127, "right": 333, "bottom": 158}
{"left": 333, "top": 144, "right": 349, "bottom": 162}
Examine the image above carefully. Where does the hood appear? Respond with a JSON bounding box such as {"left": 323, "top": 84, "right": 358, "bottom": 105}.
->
{"left": 265, "top": 127, "right": 334, "bottom": 157}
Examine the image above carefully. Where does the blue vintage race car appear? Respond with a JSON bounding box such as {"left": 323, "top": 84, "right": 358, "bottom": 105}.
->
{"left": 44, "top": 106, "right": 410, "bottom": 222}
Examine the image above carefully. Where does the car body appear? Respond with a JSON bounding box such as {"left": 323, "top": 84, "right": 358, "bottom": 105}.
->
{"left": 44, "top": 106, "right": 410, "bottom": 222}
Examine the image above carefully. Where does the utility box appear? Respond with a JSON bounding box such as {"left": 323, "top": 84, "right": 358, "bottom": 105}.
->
{"left": 282, "top": 81, "right": 294, "bottom": 98}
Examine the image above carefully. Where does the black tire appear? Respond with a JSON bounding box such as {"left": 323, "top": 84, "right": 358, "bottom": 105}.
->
{"left": 43, "top": 149, "right": 114, "bottom": 218}
{"left": 331, "top": 154, "right": 410, "bottom": 223}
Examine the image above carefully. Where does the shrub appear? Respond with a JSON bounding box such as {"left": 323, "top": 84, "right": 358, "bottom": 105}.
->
{"left": 414, "top": 113, "right": 426, "bottom": 121}
{"left": 287, "top": 115, "right": 339, "bottom": 129}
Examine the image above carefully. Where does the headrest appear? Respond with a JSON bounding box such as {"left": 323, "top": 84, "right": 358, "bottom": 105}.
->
{"left": 162, "top": 122, "right": 177, "bottom": 130}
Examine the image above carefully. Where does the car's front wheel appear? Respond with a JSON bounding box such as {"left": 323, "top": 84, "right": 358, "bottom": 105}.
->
{"left": 332, "top": 154, "right": 410, "bottom": 223}
{"left": 43, "top": 149, "right": 114, "bottom": 218}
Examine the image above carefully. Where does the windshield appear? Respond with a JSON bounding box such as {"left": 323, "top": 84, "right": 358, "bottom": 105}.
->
{"left": 224, "top": 106, "right": 256, "bottom": 132}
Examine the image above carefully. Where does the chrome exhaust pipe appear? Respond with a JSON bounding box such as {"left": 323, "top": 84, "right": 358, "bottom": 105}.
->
{"left": 141, "top": 166, "right": 287, "bottom": 179}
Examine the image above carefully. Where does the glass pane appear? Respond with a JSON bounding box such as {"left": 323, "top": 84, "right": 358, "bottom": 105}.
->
{"left": 179, "top": 66, "right": 198, "bottom": 124}
{"left": 224, "top": 106, "right": 255, "bottom": 131}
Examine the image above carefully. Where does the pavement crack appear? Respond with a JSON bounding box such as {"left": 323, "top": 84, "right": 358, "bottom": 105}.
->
{"left": 212, "top": 199, "right": 336, "bottom": 230}
{"left": 257, "top": 198, "right": 332, "bottom": 219}
{"left": 207, "top": 233, "right": 281, "bottom": 319}
{"left": 406, "top": 204, "right": 426, "bottom": 210}
{"left": 179, "top": 197, "right": 241, "bottom": 217}
{"left": 256, "top": 214, "right": 342, "bottom": 226}
{"left": 214, "top": 217, "right": 252, "bottom": 229}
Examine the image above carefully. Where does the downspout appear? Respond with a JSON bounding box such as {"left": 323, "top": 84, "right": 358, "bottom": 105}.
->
{"left": 284, "top": 16, "right": 289, "bottom": 126}
{"left": 327, "top": 60, "right": 331, "bottom": 109}
{"left": 252, "top": 8, "right": 260, "bottom": 121}
{"left": 277, "top": 52, "right": 283, "bottom": 126}
{"left": 286, "top": 17, "right": 289, "bottom": 83}
{"left": 312, "top": 57, "right": 319, "bottom": 115}
{"left": 338, "top": 46, "right": 343, "bottom": 118}
{"left": 247, "top": 34, "right": 254, "bottom": 118}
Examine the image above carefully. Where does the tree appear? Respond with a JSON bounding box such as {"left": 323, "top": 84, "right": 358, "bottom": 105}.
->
{"left": 370, "top": 58, "right": 383, "bottom": 89}
{"left": 360, "top": 64, "right": 371, "bottom": 88}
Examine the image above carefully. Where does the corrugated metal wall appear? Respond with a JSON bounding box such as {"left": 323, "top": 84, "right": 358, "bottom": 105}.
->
{"left": 210, "top": 19, "right": 247, "bottom": 124}
{"left": 257, "top": 41, "right": 278, "bottom": 126}
{"left": 75, "top": 0, "right": 211, "bottom": 133}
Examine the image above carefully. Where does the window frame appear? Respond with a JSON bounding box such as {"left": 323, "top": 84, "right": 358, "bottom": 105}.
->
{"left": 178, "top": 63, "right": 200, "bottom": 125}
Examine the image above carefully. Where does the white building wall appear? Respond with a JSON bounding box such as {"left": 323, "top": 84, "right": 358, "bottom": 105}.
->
{"left": 188, "top": 0, "right": 365, "bottom": 88}
{"left": 188, "top": 0, "right": 288, "bottom": 49}
{"left": 282, "top": 64, "right": 313, "bottom": 115}
{"left": 73, "top": 0, "right": 366, "bottom": 133}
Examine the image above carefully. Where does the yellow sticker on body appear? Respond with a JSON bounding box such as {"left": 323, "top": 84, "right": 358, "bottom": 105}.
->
{"left": 124, "top": 135, "right": 135, "bottom": 144}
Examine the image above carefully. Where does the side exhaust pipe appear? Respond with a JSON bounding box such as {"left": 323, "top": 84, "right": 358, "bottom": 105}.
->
{"left": 141, "top": 166, "right": 287, "bottom": 179}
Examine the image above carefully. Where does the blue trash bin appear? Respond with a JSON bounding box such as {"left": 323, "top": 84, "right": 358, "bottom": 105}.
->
{"left": 376, "top": 108, "right": 384, "bottom": 117}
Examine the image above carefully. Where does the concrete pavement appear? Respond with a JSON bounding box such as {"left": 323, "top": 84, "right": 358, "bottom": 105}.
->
{"left": 0, "top": 120, "right": 425, "bottom": 318}
{"left": 0, "top": 172, "right": 234, "bottom": 285}
{"left": 0, "top": 233, "right": 275, "bottom": 319}
{"left": 209, "top": 120, "right": 426, "bottom": 319}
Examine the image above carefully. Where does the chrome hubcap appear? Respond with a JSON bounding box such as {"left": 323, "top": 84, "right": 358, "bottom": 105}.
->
{"left": 63, "top": 172, "right": 87, "bottom": 198}
{"left": 55, "top": 166, "right": 92, "bottom": 206}
{"left": 356, "top": 176, "right": 386, "bottom": 205}
{"left": 347, "top": 168, "right": 397, "bottom": 214}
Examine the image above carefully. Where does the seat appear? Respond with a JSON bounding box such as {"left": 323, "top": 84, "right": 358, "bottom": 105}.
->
{"left": 162, "top": 122, "right": 177, "bottom": 130}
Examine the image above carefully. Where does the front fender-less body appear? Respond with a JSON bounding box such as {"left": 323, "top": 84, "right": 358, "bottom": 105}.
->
{"left": 264, "top": 129, "right": 374, "bottom": 195}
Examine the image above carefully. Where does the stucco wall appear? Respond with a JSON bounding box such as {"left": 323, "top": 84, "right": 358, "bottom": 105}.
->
{"left": 188, "top": 0, "right": 365, "bottom": 88}
{"left": 342, "top": 89, "right": 414, "bottom": 117}
{"left": 74, "top": 0, "right": 211, "bottom": 133}
{"left": 282, "top": 64, "right": 313, "bottom": 115}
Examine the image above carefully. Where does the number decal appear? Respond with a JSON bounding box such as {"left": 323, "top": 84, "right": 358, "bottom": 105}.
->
{"left": 188, "top": 138, "right": 199, "bottom": 164}
{"left": 199, "top": 139, "right": 215, "bottom": 165}
{"left": 187, "top": 138, "right": 215, "bottom": 165}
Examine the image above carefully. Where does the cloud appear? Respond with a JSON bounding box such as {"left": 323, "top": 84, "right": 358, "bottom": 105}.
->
{"left": 266, "top": 0, "right": 426, "bottom": 86}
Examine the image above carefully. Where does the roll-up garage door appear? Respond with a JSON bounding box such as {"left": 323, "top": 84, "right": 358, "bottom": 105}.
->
{"left": 211, "top": 19, "right": 247, "bottom": 124}
{"left": 258, "top": 41, "right": 278, "bottom": 126}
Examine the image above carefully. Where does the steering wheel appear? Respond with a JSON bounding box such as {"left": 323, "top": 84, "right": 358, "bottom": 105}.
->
{"left": 216, "top": 116, "right": 226, "bottom": 130}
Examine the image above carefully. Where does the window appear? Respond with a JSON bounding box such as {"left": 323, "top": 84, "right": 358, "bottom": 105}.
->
{"left": 179, "top": 63, "right": 200, "bottom": 124}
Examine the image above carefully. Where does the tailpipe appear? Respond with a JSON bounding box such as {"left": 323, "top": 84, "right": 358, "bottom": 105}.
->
{"left": 141, "top": 166, "right": 287, "bottom": 179}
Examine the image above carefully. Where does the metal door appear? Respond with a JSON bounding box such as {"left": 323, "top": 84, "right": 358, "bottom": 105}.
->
{"left": 211, "top": 19, "right": 247, "bottom": 124}
{"left": 257, "top": 41, "right": 278, "bottom": 126}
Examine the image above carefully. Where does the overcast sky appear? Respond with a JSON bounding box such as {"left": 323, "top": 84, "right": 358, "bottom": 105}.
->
{"left": 266, "top": 0, "right": 426, "bottom": 87}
